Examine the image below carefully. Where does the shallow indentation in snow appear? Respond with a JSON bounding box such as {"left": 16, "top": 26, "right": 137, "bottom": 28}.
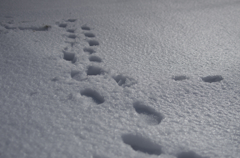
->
{"left": 172, "top": 75, "right": 189, "bottom": 81}
{"left": 71, "top": 70, "right": 87, "bottom": 81}
{"left": 80, "top": 88, "right": 105, "bottom": 104}
{"left": 89, "top": 56, "right": 102, "bottom": 63}
{"left": 18, "top": 25, "right": 51, "bottom": 31}
{"left": 202, "top": 75, "right": 223, "bottom": 83}
{"left": 88, "top": 40, "right": 99, "bottom": 46}
{"left": 122, "top": 134, "right": 162, "bottom": 155}
{"left": 84, "top": 32, "right": 95, "bottom": 38}
{"left": 133, "top": 101, "right": 163, "bottom": 125}
{"left": 83, "top": 47, "right": 95, "bottom": 54}
{"left": 113, "top": 74, "right": 137, "bottom": 87}
{"left": 81, "top": 25, "right": 91, "bottom": 30}
{"left": 177, "top": 151, "right": 208, "bottom": 158}
{"left": 86, "top": 66, "right": 104, "bottom": 76}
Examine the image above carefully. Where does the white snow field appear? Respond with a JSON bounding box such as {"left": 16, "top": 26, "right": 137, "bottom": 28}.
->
{"left": 0, "top": 0, "right": 240, "bottom": 157}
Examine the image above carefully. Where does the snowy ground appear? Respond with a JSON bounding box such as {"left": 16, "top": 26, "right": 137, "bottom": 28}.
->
{"left": 0, "top": 0, "right": 240, "bottom": 158}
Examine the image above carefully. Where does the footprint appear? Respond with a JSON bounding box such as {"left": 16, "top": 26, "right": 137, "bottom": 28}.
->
{"left": 84, "top": 32, "right": 95, "bottom": 38}
{"left": 58, "top": 23, "right": 67, "bottom": 28}
{"left": 81, "top": 25, "right": 91, "bottom": 30}
{"left": 122, "top": 134, "right": 162, "bottom": 155}
{"left": 67, "top": 19, "right": 77, "bottom": 22}
{"left": 172, "top": 75, "right": 189, "bottom": 81}
{"left": 89, "top": 56, "right": 102, "bottom": 63}
{"left": 67, "top": 34, "right": 77, "bottom": 39}
{"left": 133, "top": 101, "right": 164, "bottom": 125}
{"left": 71, "top": 70, "right": 87, "bottom": 81}
{"left": 67, "top": 29, "right": 75, "bottom": 33}
{"left": 113, "top": 74, "right": 137, "bottom": 87}
{"left": 83, "top": 47, "right": 96, "bottom": 54}
{"left": 63, "top": 51, "right": 76, "bottom": 63}
{"left": 177, "top": 151, "right": 208, "bottom": 158}
{"left": 86, "top": 66, "right": 105, "bottom": 76}
{"left": 88, "top": 40, "right": 99, "bottom": 46}
{"left": 80, "top": 88, "right": 105, "bottom": 104}
{"left": 18, "top": 25, "right": 51, "bottom": 31}
{"left": 201, "top": 75, "right": 223, "bottom": 83}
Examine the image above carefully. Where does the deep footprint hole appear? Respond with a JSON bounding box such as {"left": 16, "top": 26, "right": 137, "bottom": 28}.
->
{"left": 84, "top": 32, "right": 95, "bottom": 38}
{"left": 67, "top": 19, "right": 77, "bottom": 22}
{"left": 63, "top": 51, "right": 76, "bottom": 62}
{"left": 67, "top": 29, "right": 75, "bottom": 33}
{"left": 68, "top": 34, "right": 77, "bottom": 39}
{"left": 89, "top": 56, "right": 102, "bottom": 63}
{"left": 133, "top": 102, "right": 163, "bottom": 125}
{"left": 80, "top": 88, "right": 105, "bottom": 104}
{"left": 113, "top": 74, "right": 137, "bottom": 87}
{"left": 202, "top": 75, "right": 223, "bottom": 83}
{"left": 122, "top": 134, "right": 162, "bottom": 155}
{"left": 88, "top": 40, "right": 99, "bottom": 46}
{"left": 86, "top": 66, "right": 104, "bottom": 76}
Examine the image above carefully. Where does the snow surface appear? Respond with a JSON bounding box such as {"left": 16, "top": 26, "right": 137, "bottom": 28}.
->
{"left": 0, "top": 0, "right": 240, "bottom": 158}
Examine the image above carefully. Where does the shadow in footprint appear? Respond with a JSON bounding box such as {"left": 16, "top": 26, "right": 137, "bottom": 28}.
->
{"left": 113, "top": 74, "right": 137, "bottom": 87}
{"left": 80, "top": 88, "right": 105, "bottom": 104}
{"left": 67, "top": 34, "right": 77, "bottom": 39}
{"left": 89, "top": 56, "right": 102, "bottom": 63}
{"left": 86, "top": 66, "right": 105, "bottom": 76}
{"left": 88, "top": 40, "right": 99, "bottom": 46}
{"left": 84, "top": 32, "right": 95, "bottom": 38}
{"left": 133, "top": 102, "right": 163, "bottom": 125}
{"left": 172, "top": 75, "right": 189, "bottom": 81}
{"left": 58, "top": 23, "right": 67, "bottom": 28}
{"left": 63, "top": 51, "right": 76, "bottom": 63}
{"left": 18, "top": 25, "right": 51, "bottom": 31}
{"left": 122, "top": 134, "right": 162, "bottom": 155}
{"left": 83, "top": 47, "right": 95, "bottom": 54}
{"left": 177, "top": 151, "right": 209, "bottom": 158}
{"left": 67, "top": 29, "right": 75, "bottom": 33}
{"left": 67, "top": 19, "right": 77, "bottom": 22}
{"left": 81, "top": 25, "right": 91, "bottom": 30}
{"left": 202, "top": 75, "right": 223, "bottom": 83}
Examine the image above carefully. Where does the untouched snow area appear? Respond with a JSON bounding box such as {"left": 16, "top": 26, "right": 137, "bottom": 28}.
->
{"left": 1, "top": 0, "right": 240, "bottom": 157}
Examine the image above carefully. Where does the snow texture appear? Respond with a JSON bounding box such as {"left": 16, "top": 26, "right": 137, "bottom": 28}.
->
{"left": 1, "top": 0, "right": 240, "bottom": 158}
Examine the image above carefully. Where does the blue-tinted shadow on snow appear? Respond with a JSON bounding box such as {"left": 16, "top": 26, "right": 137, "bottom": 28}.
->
{"left": 80, "top": 88, "right": 105, "bottom": 104}
{"left": 177, "top": 151, "right": 209, "bottom": 158}
{"left": 201, "top": 75, "right": 223, "bottom": 83}
{"left": 122, "top": 134, "right": 162, "bottom": 155}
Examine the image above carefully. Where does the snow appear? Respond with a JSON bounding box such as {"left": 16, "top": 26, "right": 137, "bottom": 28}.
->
{"left": 0, "top": 0, "right": 240, "bottom": 158}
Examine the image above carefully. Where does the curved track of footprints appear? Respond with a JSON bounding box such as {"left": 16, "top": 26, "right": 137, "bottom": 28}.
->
{"left": 55, "top": 19, "right": 214, "bottom": 158}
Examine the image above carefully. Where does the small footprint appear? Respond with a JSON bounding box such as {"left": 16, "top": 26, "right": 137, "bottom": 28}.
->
{"left": 172, "top": 75, "right": 189, "bottom": 81}
{"left": 83, "top": 47, "right": 96, "bottom": 54}
{"left": 67, "top": 19, "right": 77, "bottom": 22}
{"left": 71, "top": 70, "right": 87, "bottom": 81}
{"left": 88, "top": 40, "right": 99, "bottom": 46}
{"left": 80, "top": 88, "right": 105, "bottom": 104}
{"left": 89, "top": 55, "right": 102, "bottom": 63}
{"left": 84, "top": 32, "right": 95, "bottom": 38}
{"left": 201, "top": 75, "right": 223, "bottom": 83}
{"left": 133, "top": 101, "right": 164, "bottom": 125}
{"left": 67, "top": 29, "right": 75, "bottom": 33}
{"left": 113, "top": 74, "right": 137, "bottom": 87}
{"left": 122, "top": 134, "right": 162, "bottom": 155}
{"left": 86, "top": 66, "right": 105, "bottom": 76}
{"left": 177, "top": 151, "right": 209, "bottom": 158}
{"left": 81, "top": 25, "right": 91, "bottom": 30}
{"left": 18, "top": 25, "right": 51, "bottom": 31}
{"left": 62, "top": 51, "right": 76, "bottom": 63}
{"left": 67, "top": 34, "right": 77, "bottom": 39}
{"left": 58, "top": 23, "right": 67, "bottom": 28}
